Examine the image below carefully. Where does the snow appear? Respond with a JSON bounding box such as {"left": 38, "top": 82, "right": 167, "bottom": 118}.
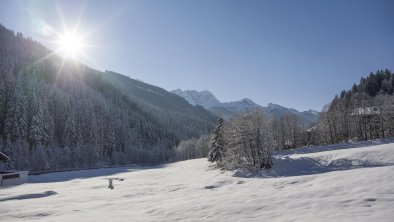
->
{"left": 171, "top": 89, "right": 319, "bottom": 123}
{"left": 1, "top": 140, "right": 394, "bottom": 221}
{"left": 136, "top": 86, "right": 165, "bottom": 97}
{"left": 216, "top": 98, "right": 261, "bottom": 113}
{"left": 351, "top": 107, "right": 380, "bottom": 116}
{"left": 171, "top": 89, "right": 221, "bottom": 108}
{"left": 171, "top": 89, "right": 260, "bottom": 112}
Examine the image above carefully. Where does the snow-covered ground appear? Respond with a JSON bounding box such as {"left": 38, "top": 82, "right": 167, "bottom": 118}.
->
{"left": 1, "top": 140, "right": 394, "bottom": 222}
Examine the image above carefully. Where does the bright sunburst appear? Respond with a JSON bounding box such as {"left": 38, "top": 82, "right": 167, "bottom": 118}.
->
{"left": 57, "top": 31, "right": 84, "bottom": 59}
{"left": 32, "top": 2, "right": 106, "bottom": 70}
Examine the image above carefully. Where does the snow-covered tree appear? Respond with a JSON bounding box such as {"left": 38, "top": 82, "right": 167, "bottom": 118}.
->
{"left": 208, "top": 118, "right": 225, "bottom": 163}
{"left": 223, "top": 110, "right": 273, "bottom": 170}
{"left": 4, "top": 76, "right": 27, "bottom": 142}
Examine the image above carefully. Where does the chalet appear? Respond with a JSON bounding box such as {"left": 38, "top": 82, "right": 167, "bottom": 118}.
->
{"left": 0, "top": 152, "right": 28, "bottom": 187}
{"left": 0, "top": 152, "right": 8, "bottom": 169}
{"left": 350, "top": 107, "right": 380, "bottom": 116}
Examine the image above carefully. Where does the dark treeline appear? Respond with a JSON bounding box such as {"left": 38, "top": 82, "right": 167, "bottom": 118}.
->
{"left": 271, "top": 69, "right": 394, "bottom": 149}
{"left": 0, "top": 24, "right": 214, "bottom": 172}
{"left": 313, "top": 69, "right": 394, "bottom": 144}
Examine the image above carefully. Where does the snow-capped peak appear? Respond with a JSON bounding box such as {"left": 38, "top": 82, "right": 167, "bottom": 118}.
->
{"left": 171, "top": 89, "right": 221, "bottom": 108}
{"left": 171, "top": 89, "right": 319, "bottom": 124}
{"left": 218, "top": 98, "right": 261, "bottom": 113}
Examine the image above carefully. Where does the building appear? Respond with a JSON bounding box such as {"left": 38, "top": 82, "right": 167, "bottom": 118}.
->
{"left": 0, "top": 152, "right": 28, "bottom": 187}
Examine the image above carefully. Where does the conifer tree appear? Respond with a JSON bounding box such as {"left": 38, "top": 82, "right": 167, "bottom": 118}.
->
{"left": 208, "top": 117, "right": 225, "bottom": 163}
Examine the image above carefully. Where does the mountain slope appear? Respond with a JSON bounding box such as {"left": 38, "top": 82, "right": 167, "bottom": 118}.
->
{"left": 208, "top": 98, "right": 261, "bottom": 119}
{"left": 264, "top": 103, "right": 319, "bottom": 125}
{"left": 100, "top": 71, "right": 217, "bottom": 139}
{"left": 0, "top": 24, "right": 215, "bottom": 172}
{"left": 171, "top": 89, "right": 221, "bottom": 108}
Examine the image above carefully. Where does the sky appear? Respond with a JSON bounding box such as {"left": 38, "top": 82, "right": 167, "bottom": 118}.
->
{"left": 0, "top": 0, "right": 393, "bottom": 111}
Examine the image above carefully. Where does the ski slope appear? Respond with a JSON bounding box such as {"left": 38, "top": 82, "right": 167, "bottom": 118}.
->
{"left": 1, "top": 140, "right": 394, "bottom": 222}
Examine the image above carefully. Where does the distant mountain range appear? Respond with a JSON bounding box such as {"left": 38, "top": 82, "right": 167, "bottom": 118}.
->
{"left": 171, "top": 89, "right": 319, "bottom": 125}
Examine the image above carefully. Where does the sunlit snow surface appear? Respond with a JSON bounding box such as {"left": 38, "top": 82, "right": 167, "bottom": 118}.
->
{"left": 1, "top": 140, "right": 394, "bottom": 221}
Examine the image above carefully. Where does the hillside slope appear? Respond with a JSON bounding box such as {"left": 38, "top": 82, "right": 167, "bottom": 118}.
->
{"left": 101, "top": 71, "right": 217, "bottom": 138}
{"left": 0, "top": 24, "right": 215, "bottom": 172}
{"left": 1, "top": 139, "right": 393, "bottom": 221}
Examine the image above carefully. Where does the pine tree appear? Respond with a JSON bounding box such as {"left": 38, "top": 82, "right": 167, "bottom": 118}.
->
{"left": 63, "top": 114, "right": 78, "bottom": 148}
{"left": 28, "top": 115, "right": 42, "bottom": 148}
{"left": 5, "top": 81, "right": 27, "bottom": 142}
{"left": 208, "top": 118, "right": 225, "bottom": 163}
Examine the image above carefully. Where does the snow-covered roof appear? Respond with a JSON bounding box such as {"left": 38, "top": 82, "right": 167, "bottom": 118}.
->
{"left": 0, "top": 152, "right": 9, "bottom": 162}
{"left": 350, "top": 107, "right": 380, "bottom": 116}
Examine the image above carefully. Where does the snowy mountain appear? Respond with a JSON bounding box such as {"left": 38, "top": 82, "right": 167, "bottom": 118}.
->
{"left": 171, "top": 89, "right": 221, "bottom": 108}
{"left": 172, "top": 89, "right": 319, "bottom": 124}
{"left": 264, "top": 103, "right": 320, "bottom": 124}
{"left": 208, "top": 98, "right": 262, "bottom": 119}
{"left": 171, "top": 89, "right": 263, "bottom": 119}
{"left": 217, "top": 98, "right": 261, "bottom": 113}
{"left": 2, "top": 139, "right": 394, "bottom": 221}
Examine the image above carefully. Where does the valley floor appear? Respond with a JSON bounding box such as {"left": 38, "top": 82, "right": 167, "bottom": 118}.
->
{"left": 1, "top": 140, "right": 394, "bottom": 222}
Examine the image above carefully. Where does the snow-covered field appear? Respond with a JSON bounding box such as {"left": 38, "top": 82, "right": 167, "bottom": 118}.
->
{"left": 1, "top": 140, "right": 394, "bottom": 222}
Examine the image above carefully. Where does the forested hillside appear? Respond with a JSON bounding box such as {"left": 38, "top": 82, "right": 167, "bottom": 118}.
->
{"left": 313, "top": 70, "right": 394, "bottom": 144}
{"left": 0, "top": 24, "right": 215, "bottom": 172}
{"left": 100, "top": 71, "right": 217, "bottom": 139}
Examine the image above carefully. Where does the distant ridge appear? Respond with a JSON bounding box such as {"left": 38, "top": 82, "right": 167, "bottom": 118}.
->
{"left": 171, "top": 89, "right": 319, "bottom": 125}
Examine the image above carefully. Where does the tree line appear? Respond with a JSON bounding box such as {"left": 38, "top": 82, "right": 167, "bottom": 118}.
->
{"left": 184, "top": 70, "right": 394, "bottom": 170}
{"left": 313, "top": 69, "right": 394, "bottom": 145}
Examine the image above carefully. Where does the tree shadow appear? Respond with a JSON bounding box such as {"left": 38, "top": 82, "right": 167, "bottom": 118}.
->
{"left": 234, "top": 156, "right": 392, "bottom": 178}
{"left": 0, "top": 191, "right": 57, "bottom": 202}
{"left": 28, "top": 164, "right": 164, "bottom": 183}
{"left": 275, "top": 137, "right": 394, "bottom": 156}
{"left": 269, "top": 157, "right": 390, "bottom": 177}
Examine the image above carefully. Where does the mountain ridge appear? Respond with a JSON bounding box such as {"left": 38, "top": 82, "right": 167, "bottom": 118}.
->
{"left": 171, "top": 89, "right": 319, "bottom": 125}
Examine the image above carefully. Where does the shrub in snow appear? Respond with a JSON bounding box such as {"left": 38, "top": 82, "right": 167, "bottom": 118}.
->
{"left": 223, "top": 110, "right": 273, "bottom": 170}
{"left": 208, "top": 110, "right": 274, "bottom": 170}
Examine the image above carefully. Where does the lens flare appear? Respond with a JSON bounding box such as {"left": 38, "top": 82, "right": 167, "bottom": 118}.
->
{"left": 57, "top": 32, "right": 84, "bottom": 59}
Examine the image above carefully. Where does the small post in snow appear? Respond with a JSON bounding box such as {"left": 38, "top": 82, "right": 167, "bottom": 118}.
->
{"left": 108, "top": 178, "right": 114, "bottom": 189}
{"left": 105, "top": 177, "right": 124, "bottom": 189}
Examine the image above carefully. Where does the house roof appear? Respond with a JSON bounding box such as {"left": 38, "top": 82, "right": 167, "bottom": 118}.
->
{"left": 0, "top": 152, "right": 9, "bottom": 162}
{"left": 350, "top": 107, "right": 380, "bottom": 116}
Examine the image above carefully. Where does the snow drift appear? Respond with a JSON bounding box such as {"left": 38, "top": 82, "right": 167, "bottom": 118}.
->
{"left": 1, "top": 140, "right": 394, "bottom": 222}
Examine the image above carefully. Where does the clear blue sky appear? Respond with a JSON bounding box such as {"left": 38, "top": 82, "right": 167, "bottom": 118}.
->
{"left": 1, "top": 0, "right": 393, "bottom": 111}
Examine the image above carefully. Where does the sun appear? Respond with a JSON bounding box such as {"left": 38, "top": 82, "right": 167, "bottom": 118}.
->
{"left": 57, "top": 32, "right": 84, "bottom": 59}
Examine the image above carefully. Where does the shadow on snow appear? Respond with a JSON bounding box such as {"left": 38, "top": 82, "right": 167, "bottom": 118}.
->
{"left": 27, "top": 164, "right": 164, "bottom": 184}
{"left": 234, "top": 138, "right": 394, "bottom": 178}
{"left": 0, "top": 191, "right": 57, "bottom": 202}
{"left": 268, "top": 157, "right": 390, "bottom": 177}
{"left": 234, "top": 157, "right": 392, "bottom": 178}
{"left": 274, "top": 137, "right": 394, "bottom": 156}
